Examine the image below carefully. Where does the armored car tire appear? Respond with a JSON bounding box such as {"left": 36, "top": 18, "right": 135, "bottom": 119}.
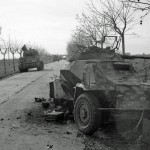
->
{"left": 74, "top": 93, "right": 101, "bottom": 135}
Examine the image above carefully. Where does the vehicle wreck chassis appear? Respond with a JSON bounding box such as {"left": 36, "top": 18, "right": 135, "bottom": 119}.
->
{"left": 49, "top": 46, "right": 150, "bottom": 136}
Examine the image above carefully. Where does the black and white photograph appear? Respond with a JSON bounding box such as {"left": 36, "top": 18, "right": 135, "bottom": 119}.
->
{"left": 0, "top": 0, "right": 150, "bottom": 150}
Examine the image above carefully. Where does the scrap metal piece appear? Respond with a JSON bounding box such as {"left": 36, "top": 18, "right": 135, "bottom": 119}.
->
{"left": 44, "top": 110, "right": 64, "bottom": 122}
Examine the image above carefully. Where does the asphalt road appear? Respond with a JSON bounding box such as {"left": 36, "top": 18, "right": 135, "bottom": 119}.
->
{"left": 0, "top": 60, "right": 84, "bottom": 150}
{"left": 0, "top": 60, "right": 138, "bottom": 150}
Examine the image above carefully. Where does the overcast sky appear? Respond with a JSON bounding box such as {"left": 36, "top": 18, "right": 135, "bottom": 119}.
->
{"left": 0, "top": 0, "right": 150, "bottom": 55}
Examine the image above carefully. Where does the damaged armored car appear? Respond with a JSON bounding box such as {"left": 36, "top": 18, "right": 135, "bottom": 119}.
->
{"left": 50, "top": 46, "right": 150, "bottom": 135}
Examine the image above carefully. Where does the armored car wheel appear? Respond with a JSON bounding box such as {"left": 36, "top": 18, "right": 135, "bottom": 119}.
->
{"left": 74, "top": 93, "right": 101, "bottom": 135}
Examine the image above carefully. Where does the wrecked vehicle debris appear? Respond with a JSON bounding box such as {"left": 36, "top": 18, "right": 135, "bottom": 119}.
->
{"left": 44, "top": 110, "right": 64, "bottom": 122}
{"left": 35, "top": 97, "right": 46, "bottom": 102}
{"left": 27, "top": 111, "right": 32, "bottom": 116}
{"left": 42, "top": 101, "right": 50, "bottom": 109}
{"left": 47, "top": 144, "right": 53, "bottom": 149}
{"left": 49, "top": 40, "right": 150, "bottom": 136}
{"left": 16, "top": 115, "right": 21, "bottom": 119}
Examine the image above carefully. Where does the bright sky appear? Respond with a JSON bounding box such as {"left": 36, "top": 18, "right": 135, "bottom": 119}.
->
{"left": 125, "top": 13, "right": 150, "bottom": 55}
{"left": 0, "top": 0, "right": 150, "bottom": 55}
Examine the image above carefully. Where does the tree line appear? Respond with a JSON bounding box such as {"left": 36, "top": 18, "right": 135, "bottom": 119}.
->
{"left": 67, "top": 0, "right": 150, "bottom": 57}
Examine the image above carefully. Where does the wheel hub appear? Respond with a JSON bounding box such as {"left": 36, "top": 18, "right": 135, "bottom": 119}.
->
{"left": 80, "top": 108, "right": 87, "bottom": 119}
{"left": 79, "top": 104, "right": 89, "bottom": 123}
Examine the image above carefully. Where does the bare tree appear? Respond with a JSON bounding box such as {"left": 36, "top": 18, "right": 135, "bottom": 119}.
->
{"left": 15, "top": 43, "right": 23, "bottom": 58}
{"left": 0, "top": 39, "right": 8, "bottom": 74}
{"left": 73, "top": 30, "right": 90, "bottom": 50}
{"left": 76, "top": 15, "right": 98, "bottom": 47}
{"left": 76, "top": 13, "right": 111, "bottom": 48}
{"left": 67, "top": 12, "right": 112, "bottom": 57}
{"left": 90, "top": 0, "right": 136, "bottom": 55}
{"left": 128, "top": 0, "right": 150, "bottom": 10}
{"left": 124, "top": 0, "right": 150, "bottom": 23}
{"left": 9, "top": 42, "right": 17, "bottom": 71}
{"left": 66, "top": 40, "right": 82, "bottom": 59}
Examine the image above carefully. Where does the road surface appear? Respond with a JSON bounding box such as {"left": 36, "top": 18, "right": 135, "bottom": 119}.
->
{"left": 0, "top": 60, "right": 138, "bottom": 150}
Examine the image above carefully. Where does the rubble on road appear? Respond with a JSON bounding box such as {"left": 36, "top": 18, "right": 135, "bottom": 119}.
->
{"left": 33, "top": 96, "right": 74, "bottom": 123}
{"left": 66, "top": 131, "right": 72, "bottom": 134}
{"left": 27, "top": 111, "right": 32, "bottom": 116}
{"left": 47, "top": 144, "right": 53, "bottom": 149}
{"left": 1, "top": 118, "right": 4, "bottom": 121}
{"left": 16, "top": 115, "right": 21, "bottom": 119}
{"left": 44, "top": 110, "right": 64, "bottom": 122}
{"left": 11, "top": 123, "right": 20, "bottom": 129}
{"left": 42, "top": 101, "right": 50, "bottom": 109}
{"left": 35, "top": 97, "right": 46, "bottom": 102}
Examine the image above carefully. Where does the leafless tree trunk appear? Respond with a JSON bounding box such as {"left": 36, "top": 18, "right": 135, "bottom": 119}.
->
{"left": 9, "top": 44, "right": 17, "bottom": 72}
{"left": 0, "top": 48, "right": 7, "bottom": 74}
{"left": 16, "top": 46, "right": 23, "bottom": 58}
{"left": 11, "top": 52, "right": 16, "bottom": 71}
{"left": 7, "top": 47, "right": 10, "bottom": 65}
{"left": 121, "top": 34, "right": 125, "bottom": 55}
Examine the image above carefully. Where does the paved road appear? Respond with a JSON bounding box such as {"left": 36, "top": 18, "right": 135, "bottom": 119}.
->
{"left": 0, "top": 60, "right": 84, "bottom": 150}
